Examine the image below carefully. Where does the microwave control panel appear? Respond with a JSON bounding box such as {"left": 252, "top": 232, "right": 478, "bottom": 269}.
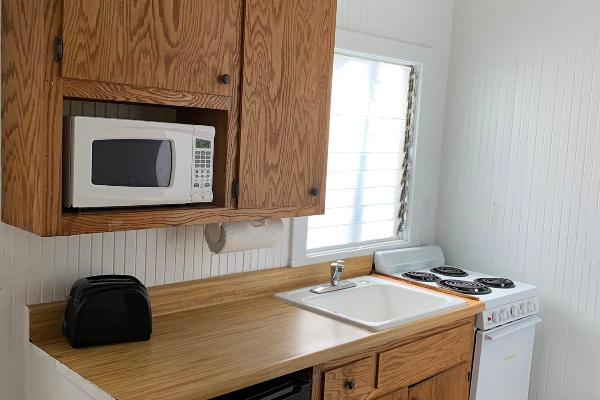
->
{"left": 191, "top": 127, "right": 215, "bottom": 203}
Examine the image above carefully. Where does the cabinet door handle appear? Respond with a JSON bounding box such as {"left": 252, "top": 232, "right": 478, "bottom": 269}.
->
{"left": 309, "top": 187, "right": 320, "bottom": 197}
{"left": 344, "top": 379, "right": 356, "bottom": 390}
{"left": 220, "top": 74, "right": 231, "bottom": 84}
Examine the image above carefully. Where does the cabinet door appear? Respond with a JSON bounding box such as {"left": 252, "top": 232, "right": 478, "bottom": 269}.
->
{"left": 238, "top": 0, "right": 336, "bottom": 211}
{"left": 323, "top": 356, "right": 376, "bottom": 400}
{"left": 62, "top": 0, "right": 240, "bottom": 95}
{"left": 377, "top": 389, "right": 409, "bottom": 400}
{"left": 408, "top": 363, "right": 470, "bottom": 400}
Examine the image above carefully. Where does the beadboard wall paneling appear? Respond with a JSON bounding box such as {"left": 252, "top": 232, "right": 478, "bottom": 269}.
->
{"left": 436, "top": 0, "right": 600, "bottom": 399}
{"left": 336, "top": 0, "right": 452, "bottom": 49}
{"left": 3, "top": 222, "right": 291, "bottom": 305}
{"left": 0, "top": 221, "right": 290, "bottom": 400}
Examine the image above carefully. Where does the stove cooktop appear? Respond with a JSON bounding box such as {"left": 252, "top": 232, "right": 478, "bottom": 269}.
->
{"left": 401, "top": 271, "right": 441, "bottom": 282}
{"left": 374, "top": 246, "right": 539, "bottom": 325}
{"left": 373, "top": 248, "right": 537, "bottom": 309}
{"left": 474, "top": 277, "right": 516, "bottom": 289}
{"left": 388, "top": 267, "right": 536, "bottom": 308}
{"left": 401, "top": 266, "right": 513, "bottom": 295}
{"left": 437, "top": 279, "right": 492, "bottom": 295}
{"left": 430, "top": 266, "right": 468, "bottom": 277}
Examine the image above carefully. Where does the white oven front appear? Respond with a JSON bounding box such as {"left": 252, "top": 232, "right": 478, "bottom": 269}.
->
{"left": 470, "top": 315, "right": 542, "bottom": 400}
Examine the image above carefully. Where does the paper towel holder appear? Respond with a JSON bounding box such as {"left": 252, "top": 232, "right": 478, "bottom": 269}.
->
{"left": 204, "top": 218, "right": 284, "bottom": 254}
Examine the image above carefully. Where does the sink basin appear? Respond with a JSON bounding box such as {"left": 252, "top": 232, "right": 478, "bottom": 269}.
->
{"left": 275, "top": 276, "right": 467, "bottom": 331}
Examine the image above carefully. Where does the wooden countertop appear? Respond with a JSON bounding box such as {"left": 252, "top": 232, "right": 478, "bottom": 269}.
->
{"left": 29, "top": 258, "right": 484, "bottom": 400}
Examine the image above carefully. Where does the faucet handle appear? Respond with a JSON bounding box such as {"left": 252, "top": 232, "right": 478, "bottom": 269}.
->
{"left": 336, "top": 259, "right": 345, "bottom": 271}
{"left": 331, "top": 262, "right": 339, "bottom": 272}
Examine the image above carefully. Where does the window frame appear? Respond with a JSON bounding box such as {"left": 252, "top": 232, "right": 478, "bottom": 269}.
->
{"left": 290, "top": 29, "right": 430, "bottom": 267}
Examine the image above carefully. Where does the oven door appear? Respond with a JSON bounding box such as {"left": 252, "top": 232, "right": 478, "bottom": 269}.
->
{"left": 470, "top": 315, "right": 542, "bottom": 400}
{"left": 68, "top": 117, "right": 194, "bottom": 208}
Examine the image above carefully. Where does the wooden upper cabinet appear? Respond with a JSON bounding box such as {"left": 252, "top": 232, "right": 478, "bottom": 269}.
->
{"left": 62, "top": 0, "right": 241, "bottom": 96}
{"left": 238, "top": 0, "right": 337, "bottom": 212}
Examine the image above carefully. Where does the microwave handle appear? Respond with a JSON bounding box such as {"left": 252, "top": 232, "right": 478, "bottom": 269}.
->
{"left": 484, "top": 316, "right": 542, "bottom": 341}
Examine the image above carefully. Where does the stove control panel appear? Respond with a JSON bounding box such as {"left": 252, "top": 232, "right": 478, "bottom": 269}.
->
{"left": 477, "top": 297, "right": 539, "bottom": 330}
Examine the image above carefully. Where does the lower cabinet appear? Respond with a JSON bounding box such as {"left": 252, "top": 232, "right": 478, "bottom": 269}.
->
{"left": 407, "top": 363, "right": 470, "bottom": 400}
{"left": 376, "top": 388, "right": 409, "bottom": 400}
{"left": 314, "top": 318, "right": 475, "bottom": 400}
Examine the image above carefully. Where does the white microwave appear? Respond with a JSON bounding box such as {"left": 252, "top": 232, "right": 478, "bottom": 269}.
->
{"left": 64, "top": 116, "right": 215, "bottom": 208}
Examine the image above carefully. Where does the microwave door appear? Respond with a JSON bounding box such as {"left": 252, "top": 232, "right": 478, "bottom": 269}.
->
{"left": 91, "top": 139, "right": 173, "bottom": 188}
{"left": 69, "top": 117, "right": 194, "bottom": 208}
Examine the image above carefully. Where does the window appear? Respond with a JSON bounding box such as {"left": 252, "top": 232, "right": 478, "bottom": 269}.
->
{"left": 291, "top": 50, "right": 417, "bottom": 263}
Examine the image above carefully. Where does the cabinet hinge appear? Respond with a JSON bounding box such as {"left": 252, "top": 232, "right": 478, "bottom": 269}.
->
{"left": 232, "top": 179, "right": 240, "bottom": 199}
{"left": 54, "top": 36, "right": 63, "bottom": 63}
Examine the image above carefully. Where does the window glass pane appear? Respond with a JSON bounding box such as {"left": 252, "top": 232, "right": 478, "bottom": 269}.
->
{"left": 307, "top": 54, "right": 412, "bottom": 250}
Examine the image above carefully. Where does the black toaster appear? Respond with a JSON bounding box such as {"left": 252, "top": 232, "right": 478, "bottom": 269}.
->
{"left": 62, "top": 275, "right": 152, "bottom": 348}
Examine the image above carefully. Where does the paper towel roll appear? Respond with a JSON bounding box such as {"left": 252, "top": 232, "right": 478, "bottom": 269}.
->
{"left": 204, "top": 218, "right": 284, "bottom": 254}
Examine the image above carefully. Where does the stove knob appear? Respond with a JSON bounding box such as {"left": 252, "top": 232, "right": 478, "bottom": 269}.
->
{"left": 492, "top": 311, "right": 500, "bottom": 323}
{"left": 519, "top": 303, "right": 526, "bottom": 314}
{"left": 511, "top": 305, "right": 519, "bottom": 318}
{"left": 526, "top": 301, "right": 534, "bottom": 313}
{"left": 500, "top": 309, "right": 510, "bottom": 321}
{"left": 530, "top": 300, "right": 537, "bottom": 312}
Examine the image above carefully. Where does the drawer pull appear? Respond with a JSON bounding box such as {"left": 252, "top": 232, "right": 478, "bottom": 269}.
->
{"left": 344, "top": 379, "right": 357, "bottom": 390}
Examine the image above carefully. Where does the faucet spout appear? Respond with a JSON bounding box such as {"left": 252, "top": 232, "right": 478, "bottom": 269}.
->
{"left": 330, "top": 260, "right": 345, "bottom": 286}
{"left": 310, "top": 259, "right": 356, "bottom": 294}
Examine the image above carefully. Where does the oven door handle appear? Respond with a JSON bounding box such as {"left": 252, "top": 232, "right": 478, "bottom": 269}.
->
{"left": 484, "top": 316, "right": 542, "bottom": 341}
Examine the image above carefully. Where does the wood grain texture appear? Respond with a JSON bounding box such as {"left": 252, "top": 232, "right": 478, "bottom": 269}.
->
{"left": 315, "top": 318, "right": 476, "bottom": 400}
{"left": 378, "top": 323, "right": 473, "bottom": 390}
{"left": 239, "top": 0, "right": 336, "bottom": 211}
{"left": 323, "top": 356, "right": 376, "bottom": 400}
{"left": 1, "top": 0, "right": 63, "bottom": 236}
{"left": 29, "top": 256, "right": 374, "bottom": 342}
{"left": 377, "top": 389, "right": 409, "bottom": 400}
{"left": 62, "top": 0, "right": 241, "bottom": 96}
{"left": 317, "top": 317, "right": 475, "bottom": 373}
{"left": 408, "top": 363, "right": 470, "bottom": 400}
{"left": 148, "top": 255, "right": 374, "bottom": 316}
{"left": 29, "top": 275, "right": 483, "bottom": 399}
{"left": 63, "top": 78, "right": 231, "bottom": 110}
{"left": 59, "top": 204, "right": 320, "bottom": 236}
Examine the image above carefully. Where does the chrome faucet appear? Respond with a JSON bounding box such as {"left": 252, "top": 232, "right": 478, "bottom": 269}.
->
{"left": 311, "top": 259, "right": 356, "bottom": 294}
{"left": 331, "top": 260, "right": 345, "bottom": 286}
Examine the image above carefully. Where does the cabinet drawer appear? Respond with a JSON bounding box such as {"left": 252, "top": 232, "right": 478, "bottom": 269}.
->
{"left": 378, "top": 323, "right": 472, "bottom": 390}
{"left": 323, "top": 356, "right": 376, "bottom": 400}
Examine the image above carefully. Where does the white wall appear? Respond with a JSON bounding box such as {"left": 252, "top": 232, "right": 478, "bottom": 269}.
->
{"left": 436, "top": 0, "right": 600, "bottom": 398}
{"left": 0, "top": 219, "right": 291, "bottom": 400}
{"left": 0, "top": 2, "right": 455, "bottom": 399}
{"left": 335, "top": 0, "right": 454, "bottom": 248}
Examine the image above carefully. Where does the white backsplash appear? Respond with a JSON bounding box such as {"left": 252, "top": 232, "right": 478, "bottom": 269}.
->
{"left": 0, "top": 220, "right": 290, "bottom": 400}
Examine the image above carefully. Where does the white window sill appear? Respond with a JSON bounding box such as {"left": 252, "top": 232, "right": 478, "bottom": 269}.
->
{"left": 289, "top": 237, "right": 422, "bottom": 267}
